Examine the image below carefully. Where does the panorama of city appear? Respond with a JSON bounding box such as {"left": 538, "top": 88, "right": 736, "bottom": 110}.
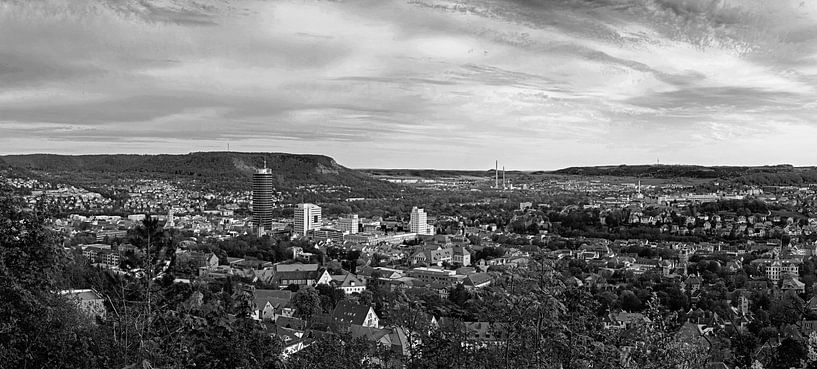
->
{"left": 5, "top": 154, "right": 817, "bottom": 369}
{"left": 4, "top": 1, "right": 817, "bottom": 369}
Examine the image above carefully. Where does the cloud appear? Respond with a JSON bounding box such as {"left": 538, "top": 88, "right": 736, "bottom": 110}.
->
{"left": 0, "top": 0, "right": 816, "bottom": 169}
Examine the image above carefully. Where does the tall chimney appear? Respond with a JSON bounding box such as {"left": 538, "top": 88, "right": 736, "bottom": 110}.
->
{"left": 495, "top": 160, "right": 498, "bottom": 189}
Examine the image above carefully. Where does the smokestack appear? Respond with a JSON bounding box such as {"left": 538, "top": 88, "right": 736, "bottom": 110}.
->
{"left": 503, "top": 166, "right": 506, "bottom": 189}
{"left": 495, "top": 160, "right": 498, "bottom": 189}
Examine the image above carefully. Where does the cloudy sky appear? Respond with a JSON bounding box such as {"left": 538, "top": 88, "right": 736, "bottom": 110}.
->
{"left": 1, "top": 0, "right": 816, "bottom": 169}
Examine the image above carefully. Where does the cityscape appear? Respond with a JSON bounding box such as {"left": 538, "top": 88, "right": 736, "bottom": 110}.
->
{"left": 3, "top": 1, "right": 817, "bottom": 369}
{"left": 5, "top": 153, "right": 817, "bottom": 369}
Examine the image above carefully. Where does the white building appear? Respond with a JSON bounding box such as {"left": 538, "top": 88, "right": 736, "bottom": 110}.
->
{"left": 767, "top": 256, "right": 799, "bottom": 282}
{"left": 127, "top": 214, "right": 146, "bottom": 222}
{"left": 410, "top": 207, "right": 433, "bottom": 235}
{"left": 294, "top": 203, "right": 322, "bottom": 236}
{"left": 339, "top": 214, "right": 359, "bottom": 234}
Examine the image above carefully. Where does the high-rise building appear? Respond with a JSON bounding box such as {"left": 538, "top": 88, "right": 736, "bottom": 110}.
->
{"left": 167, "top": 208, "right": 175, "bottom": 228}
{"left": 294, "top": 203, "right": 322, "bottom": 236}
{"left": 252, "top": 165, "right": 274, "bottom": 233}
{"left": 339, "top": 214, "right": 359, "bottom": 234}
{"left": 410, "top": 207, "right": 427, "bottom": 235}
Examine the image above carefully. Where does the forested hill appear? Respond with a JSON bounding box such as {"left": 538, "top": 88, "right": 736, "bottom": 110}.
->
{"left": 553, "top": 164, "right": 817, "bottom": 185}
{"left": 0, "top": 152, "right": 398, "bottom": 193}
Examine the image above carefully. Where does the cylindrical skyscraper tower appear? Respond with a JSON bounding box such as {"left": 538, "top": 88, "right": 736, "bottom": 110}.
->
{"left": 252, "top": 162, "right": 274, "bottom": 233}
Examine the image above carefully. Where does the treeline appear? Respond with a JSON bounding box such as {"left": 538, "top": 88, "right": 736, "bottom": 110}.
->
{"left": 1, "top": 152, "right": 402, "bottom": 196}
{"left": 733, "top": 170, "right": 817, "bottom": 186}
{"left": 553, "top": 164, "right": 817, "bottom": 187}
{"left": 202, "top": 234, "right": 319, "bottom": 264}
{"left": 697, "top": 199, "right": 773, "bottom": 215}
{"left": 553, "top": 164, "right": 804, "bottom": 181}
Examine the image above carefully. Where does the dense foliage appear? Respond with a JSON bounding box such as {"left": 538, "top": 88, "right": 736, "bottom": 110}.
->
{"left": 553, "top": 164, "right": 803, "bottom": 180}
{"left": 0, "top": 191, "right": 282, "bottom": 369}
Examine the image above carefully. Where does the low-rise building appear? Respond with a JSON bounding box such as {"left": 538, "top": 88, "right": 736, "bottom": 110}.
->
{"left": 330, "top": 273, "right": 366, "bottom": 295}
{"left": 60, "top": 289, "right": 106, "bottom": 319}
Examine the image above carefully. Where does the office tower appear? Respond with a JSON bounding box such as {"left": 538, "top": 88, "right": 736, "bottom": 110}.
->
{"left": 410, "top": 206, "right": 427, "bottom": 235}
{"left": 252, "top": 164, "right": 274, "bottom": 233}
{"left": 295, "top": 203, "right": 322, "bottom": 236}
{"left": 167, "top": 208, "right": 175, "bottom": 228}
{"left": 339, "top": 214, "right": 359, "bottom": 234}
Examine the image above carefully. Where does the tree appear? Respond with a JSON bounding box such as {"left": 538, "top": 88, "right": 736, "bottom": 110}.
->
{"left": 448, "top": 284, "right": 471, "bottom": 308}
{"left": 386, "top": 302, "right": 433, "bottom": 366}
{"left": 344, "top": 250, "right": 362, "bottom": 275}
{"left": 359, "top": 290, "right": 374, "bottom": 306}
{"left": 0, "top": 192, "right": 102, "bottom": 368}
{"left": 288, "top": 334, "right": 390, "bottom": 369}
{"left": 619, "top": 290, "right": 643, "bottom": 312}
{"left": 316, "top": 283, "right": 345, "bottom": 312}
{"left": 614, "top": 295, "right": 708, "bottom": 369}
{"left": 292, "top": 286, "right": 322, "bottom": 321}
{"left": 772, "top": 337, "right": 806, "bottom": 369}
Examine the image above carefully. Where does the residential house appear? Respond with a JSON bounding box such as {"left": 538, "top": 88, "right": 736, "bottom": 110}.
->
{"left": 252, "top": 289, "right": 294, "bottom": 321}
{"left": 226, "top": 257, "right": 245, "bottom": 266}
{"left": 349, "top": 324, "right": 393, "bottom": 347}
{"left": 439, "top": 321, "right": 508, "bottom": 348}
{"left": 176, "top": 251, "right": 218, "bottom": 269}
{"left": 463, "top": 273, "right": 492, "bottom": 290}
{"left": 605, "top": 312, "right": 650, "bottom": 329}
{"left": 375, "top": 276, "right": 415, "bottom": 292}
{"left": 273, "top": 263, "right": 332, "bottom": 287}
{"left": 274, "top": 269, "right": 331, "bottom": 288}
{"left": 330, "top": 273, "right": 366, "bottom": 295}
{"left": 452, "top": 246, "right": 471, "bottom": 266}
{"left": 234, "top": 259, "right": 274, "bottom": 270}
{"left": 410, "top": 247, "right": 454, "bottom": 266}
{"left": 426, "top": 281, "right": 451, "bottom": 299}
{"left": 807, "top": 296, "right": 817, "bottom": 313}
{"left": 801, "top": 320, "right": 817, "bottom": 336}
{"left": 198, "top": 265, "right": 235, "bottom": 280}
{"left": 348, "top": 325, "right": 410, "bottom": 358}
{"left": 685, "top": 276, "right": 703, "bottom": 293}
{"left": 275, "top": 316, "right": 306, "bottom": 330}
{"left": 276, "top": 327, "right": 311, "bottom": 359}
{"left": 781, "top": 277, "right": 806, "bottom": 294}
{"left": 332, "top": 300, "right": 380, "bottom": 328}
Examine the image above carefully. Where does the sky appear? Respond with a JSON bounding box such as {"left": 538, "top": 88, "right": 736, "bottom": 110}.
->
{"left": 1, "top": 0, "right": 817, "bottom": 170}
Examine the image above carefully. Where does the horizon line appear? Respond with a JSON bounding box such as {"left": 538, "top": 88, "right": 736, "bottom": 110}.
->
{"left": 0, "top": 151, "right": 809, "bottom": 172}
